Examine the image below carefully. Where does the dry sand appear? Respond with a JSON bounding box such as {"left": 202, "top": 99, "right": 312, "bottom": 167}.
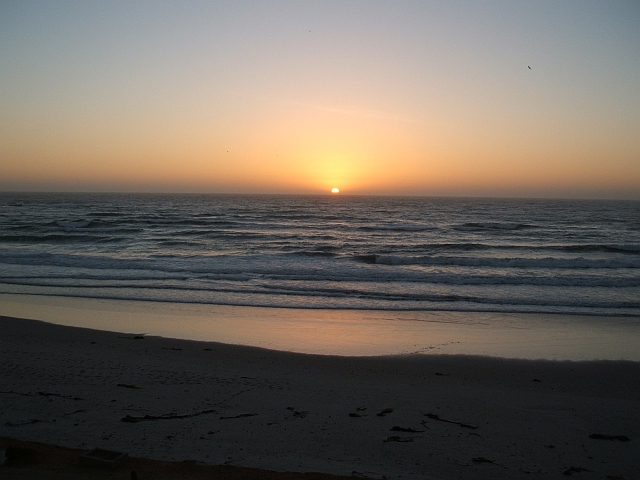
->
{"left": 1, "top": 315, "right": 639, "bottom": 479}
{"left": 0, "top": 437, "right": 356, "bottom": 480}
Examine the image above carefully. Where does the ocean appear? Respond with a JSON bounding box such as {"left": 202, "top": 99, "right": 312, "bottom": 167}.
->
{"left": 1, "top": 193, "right": 638, "bottom": 317}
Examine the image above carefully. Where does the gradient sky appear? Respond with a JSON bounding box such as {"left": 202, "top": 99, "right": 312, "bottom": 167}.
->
{"left": 1, "top": 1, "right": 639, "bottom": 198}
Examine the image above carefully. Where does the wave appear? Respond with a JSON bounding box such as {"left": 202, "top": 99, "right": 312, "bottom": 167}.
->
{"left": 294, "top": 248, "right": 338, "bottom": 257}
{"left": 2, "top": 194, "right": 639, "bottom": 317}
{"left": 453, "top": 222, "right": 536, "bottom": 232}
{"left": 157, "top": 240, "right": 204, "bottom": 247}
{"left": 371, "top": 255, "right": 640, "bottom": 269}
{"left": 0, "top": 234, "right": 118, "bottom": 244}
{"left": 355, "top": 242, "right": 640, "bottom": 255}
{"left": 89, "top": 212, "right": 125, "bottom": 218}
{"left": 2, "top": 248, "right": 640, "bottom": 281}
{"left": 56, "top": 219, "right": 91, "bottom": 229}
{"left": 353, "top": 254, "right": 377, "bottom": 264}
{"left": 553, "top": 244, "right": 640, "bottom": 254}
{"left": 2, "top": 263, "right": 639, "bottom": 288}
{"left": 2, "top": 283, "right": 638, "bottom": 316}
{"left": 357, "top": 223, "right": 438, "bottom": 232}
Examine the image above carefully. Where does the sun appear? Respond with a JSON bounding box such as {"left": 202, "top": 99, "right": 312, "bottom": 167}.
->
{"left": 331, "top": 187, "right": 340, "bottom": 194}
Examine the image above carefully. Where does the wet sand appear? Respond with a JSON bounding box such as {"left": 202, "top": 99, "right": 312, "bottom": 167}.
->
{"left": 1, "top": 315, "right": 639, "bottom": 479}
{"left": 3, "top": 293, "right": 639, "bottom": 359}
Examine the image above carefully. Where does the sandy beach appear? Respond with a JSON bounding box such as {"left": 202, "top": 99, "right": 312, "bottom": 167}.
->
{"left": 1, "top": 315, "right": 639, "bottom": 479}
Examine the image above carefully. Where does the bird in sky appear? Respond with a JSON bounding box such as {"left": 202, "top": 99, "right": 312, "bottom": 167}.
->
{"left": 528, "top": 66, "right": 531, "bottom": 69}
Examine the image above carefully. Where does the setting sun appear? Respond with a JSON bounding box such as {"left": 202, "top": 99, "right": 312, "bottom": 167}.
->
{"left": 331, "top": 188, "right": 340, "bottom": 194}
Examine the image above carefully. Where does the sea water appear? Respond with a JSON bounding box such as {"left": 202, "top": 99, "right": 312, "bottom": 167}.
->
{"left": 0, "top": 193, "right": 638, "bottom": 317}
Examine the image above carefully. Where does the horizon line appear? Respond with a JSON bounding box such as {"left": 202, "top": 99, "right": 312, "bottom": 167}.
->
{"left": 1, "top": 190, "right": 638, "bottom": 202}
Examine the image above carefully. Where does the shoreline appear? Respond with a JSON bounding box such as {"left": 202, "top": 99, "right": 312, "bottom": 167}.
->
{"left": 1, "top": 315, "right": 639, "bottom": 479}
{"left": 2, "top": 293, "right": 640, "bottom": 360}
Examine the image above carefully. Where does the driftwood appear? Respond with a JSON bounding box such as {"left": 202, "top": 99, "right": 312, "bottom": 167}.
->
{"left": 0, "top": 390, "right": 33, "bottom": 397}
{"left": 285, "top": 406, "right": 308, "bottom": 418}
{"left": 376, "top": 408, "right": 394, "bottom": 417}
{"left": 472, "top": 457, "right": 493, "bottom": 464}
{"left": 563, "top": 466, "right": 592, "bottom": 476}
{"left": 5, "top": 419, "right": 41, "bottom": 427}
{"left": 219, "top": 413, "right": 258, "bottom": 420}
{"left": 0, "top": 390, "right": 82, "bottom": 400}
{"left": 37, "top": 391, "right": 83, "bottom": 400}
{"left": 390, "top": 426, "right": 423, "bottom": 433}
{"left": 425, "top": 413, "right": 478, "bottom": 429}
{"left": 121, "top": 409, "right": 217, "bottom": 423}
{"left": 589, "top": 433, "right": 630, "bottom": 441}
{"left": 383, "top": 436, "right": 413, "bottom": 443}
{"left": 63, "top": 409, "right": 87, "bottom": 416}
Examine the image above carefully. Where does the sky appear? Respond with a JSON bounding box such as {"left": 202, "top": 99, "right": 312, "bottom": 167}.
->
{"left": 1, "top": 1, "right": 639, "bottom": 198}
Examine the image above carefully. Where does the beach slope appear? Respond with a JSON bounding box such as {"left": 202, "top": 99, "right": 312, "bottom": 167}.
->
{"left": 1, "top": 316, "right": 638, "bottom": 479}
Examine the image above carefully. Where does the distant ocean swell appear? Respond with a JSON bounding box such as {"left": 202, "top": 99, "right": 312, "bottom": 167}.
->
{"left": 0, "top": 194, "right": 638, "bottom": 316}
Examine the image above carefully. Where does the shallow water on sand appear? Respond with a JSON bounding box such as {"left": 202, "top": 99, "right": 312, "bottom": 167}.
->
{"left": 2, "top": 294, "right": 639, "bottom": 360}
